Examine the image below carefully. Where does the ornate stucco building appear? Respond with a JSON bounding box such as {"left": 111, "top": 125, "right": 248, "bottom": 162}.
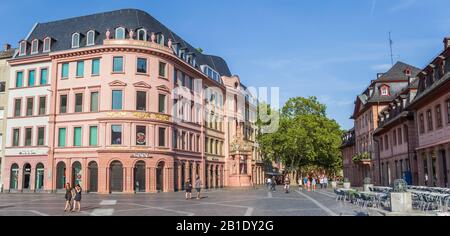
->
{"left": 2, "top": 9, "right": 264, "bottom": 193}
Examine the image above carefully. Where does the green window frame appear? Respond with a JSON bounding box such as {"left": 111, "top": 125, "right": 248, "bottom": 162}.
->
{"left": 61, "top": 63, "right": 69, "bottom": 79}
{"left": 159, "top": 62, "right": 166, "bottom": 77}
{"left": 76, "top": 61, "right": 84, "bottom": 77}
{"left": 73, "top": 127, "right": 82, "bottom": 147}
{"left": 14, "top": 99, "right": 21, "bottom": 117}
{"left": 113, "top": 57, "right": 123, "bottom": 72}
{"left": 13, "top": 129, "right": 20, "bottom": 147}
{"left": 158, "top": 94, "right": 166, "bottom": 113}
{"left": 89, "top": 126, "right": 98, "bottom": 146}
{"left": 90, "top": 92, "right": 99, "bottom": 112}
{"left": 92, "top": 59, "right": 100, "bottom": 75}
{"left": 37, "top": 127, "right": 45, "bottom": 146}
{"left": 112, "top": 90, "right": 123, "bottom": 110}
{"left": 28, "top": 70, "right": 35, "bottom": 87}
{"left": 40, "top": 68, "right": 48, "bottom": 85}
{"left": 16, "top": 71, "right": 23, "bottom": 88}
{"left": 58, "top": 128, "right": 66, "bottom": 147}
{"left": 25, "top": 128, "right": 32, "bottom": 146}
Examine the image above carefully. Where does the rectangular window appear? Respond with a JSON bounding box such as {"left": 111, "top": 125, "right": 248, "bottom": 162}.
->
{"left": 0, "top": 81, "right": 5, "bottom": 92}
{"left": 380, "top": 137, "right": 384, "bottom": 151}
{"left": 73, "top": 127, "right": 82, "bottom": 147}
{"left": 28, "top": 70, "right": 35, "bottom": 87}
{"left": 419, "top": 113, "right": 425, "bottom": 134}
{"left": 13, "top": 129, "right": 20, "bottom": 146}
{"left": 385, "top": 135, "right": 389, "bottom": 150}
{"left": 158, "top": 94, "right": 166, "bottom": 113}
{"left": 75, "top": 93, "right": 83, "bottom": 113}
{"left": 173, "top": 129, "right": 178, "bottom": 149}
{"left": 16, "top": 71, "right": 24, "bottom": 88}
{"left": 37, "top": 127, "right": 45, "bottom": 146}
{"left": 76, "top": 61, "right": 84, "bottom": 77}
{"left": 111, "top": 125, "right": 122, "bottom": 145}
{"left": 60, "top": 95, "right": 67, "bottom": 114}
{"left": 89, "top": 126, "right": 98, "bottom": 146}
{"left": 58, "top": 128, "right": 66, "bottom": 147}
{"left": 427, "top": 109, "right": 433, "bottom": 131}
{"left": 40, "top": 68, "right": 48, "bottom": 85}
{"left": 14, "top": 99, "right": 21, "bottom": 117}
{"left": 173, "top": 69, "right": 178, "bottom": 85}
{"left": 25, "top": 128, "right": 32, "bottom": 146}
{"left": 113, "top": 57, "right": 123, "bottom": 72}
{"left": 436, "top": 105, "right": 442, "bottom": 128}
{"left": 158, "top": 127, "right": 166, "bottom": 147}
{"left": 398, "top": 128, "right": 402, "bottom": 145}
{"left": 112, "top": 90, "right": 123, "bottom": 110}
{"left": 90, "top": 92, "right": 99, "bottom": 112}
{"left": 136, "top": 91, "right": 147, "bottom": 111}
{"left": 26, "top": 97, "right": 34, "bottom": 116}
{"left": 136, "top": 126, "right": 146, "bottom": 146}
{"left": 447, "top": 99, "right": 450, "bottom": 124}
{"left": 61, "top": 63, "right": 69, "bottom": 79}
{"left": 137, "top": 58, "right": 147, "bottom": 73}
{"left": 38, "top": 97, "right": 46, "bottom": 115}
{"left": 159, "top": 62, "right": 166, "bottom": 77}
{"left": 92, "top": 59, "right": 100, "bottom": 75}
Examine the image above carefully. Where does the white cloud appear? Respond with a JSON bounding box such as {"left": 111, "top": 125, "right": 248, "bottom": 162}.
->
{"left": 388, "top": 0, "right": 416, "bottom": 13}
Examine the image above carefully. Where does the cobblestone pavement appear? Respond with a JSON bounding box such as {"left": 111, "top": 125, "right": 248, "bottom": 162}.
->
{"left": 0, "top": 187, "right": 383, "bottom": 216}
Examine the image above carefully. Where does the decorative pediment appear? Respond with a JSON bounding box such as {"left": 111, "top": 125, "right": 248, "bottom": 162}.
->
{"left": 133, "top": 81, "right": 152, "bottom": 89}
{"left": 109, "top": 80, "right": 127, "bottom": 87}
{"left": 157, "top": 85, "right": 170, "bottom": 93}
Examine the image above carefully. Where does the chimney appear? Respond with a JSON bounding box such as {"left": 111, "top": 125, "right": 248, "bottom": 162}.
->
{"left": 3, "top": 43, "right": 11, "bottom": 51}
{"left": 444, "top": 37, "right": 450, "bottom": 50}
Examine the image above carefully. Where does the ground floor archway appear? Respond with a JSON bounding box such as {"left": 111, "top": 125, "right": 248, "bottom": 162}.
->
{"left": 110, "top": 161, "right": 124, "bottom": 193}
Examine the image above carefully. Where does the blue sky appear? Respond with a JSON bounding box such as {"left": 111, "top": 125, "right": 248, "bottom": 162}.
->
{"left": 1, "top": 0, "right": 450, "bottom": 129}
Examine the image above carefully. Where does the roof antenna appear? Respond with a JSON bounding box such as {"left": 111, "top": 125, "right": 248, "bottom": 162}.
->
{"left": 389, "top": 32, "right": 394, "bottom": 66}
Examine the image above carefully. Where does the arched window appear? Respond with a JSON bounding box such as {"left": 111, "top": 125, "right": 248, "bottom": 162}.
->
{"left": 31, "top": 39, "right": 39, "bottom": 54}
{"left": 87, "top": 30, "right": 95, "bottom": 46}
{"left": 43, "top": 37, "right": 51, "bottom": 52}
{"left": 156, "top": 33, "right": 165, "bottom": 45}
{"left": 137, "top": 29, "right": 147, "bottom": 41}
{"left": 19, "top": 41, "right": 27, "bottom": 56}
{"left": 115, "top": 27, "right": 125, "bottom": 40}
{"left": 72, "top": 33, "right": 80, "bottom": 48}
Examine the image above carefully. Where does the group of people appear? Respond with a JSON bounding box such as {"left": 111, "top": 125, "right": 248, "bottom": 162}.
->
{"left": 185, "top": 175, "right": 203, "bottom": 200}
{"left": 266, "top": 176, "right": 292, "bottom": 193}
{"left": 64, "top": 183, "right": 82, "bottom": 212}
{"left": 298, "top": 175, "right": 329, "bottom": 192}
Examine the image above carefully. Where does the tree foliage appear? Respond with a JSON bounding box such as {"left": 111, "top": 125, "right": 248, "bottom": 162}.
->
{"left": 258, "top": 96, "right": 343, "bottom": 176}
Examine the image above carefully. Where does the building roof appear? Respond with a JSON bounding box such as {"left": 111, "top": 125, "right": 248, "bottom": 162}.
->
{"left": 374, "top": 61, "right": 421, "bottom": 82}
{"left": 17, "top": 9, "right": 232, "bottom": 77}
{"left": 0, "top": 48, "right": 15, "bottom": 59}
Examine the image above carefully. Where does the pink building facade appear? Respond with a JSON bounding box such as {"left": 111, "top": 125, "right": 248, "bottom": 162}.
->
{"left": 2, "top": 9, "right": 265, "bottom": 193}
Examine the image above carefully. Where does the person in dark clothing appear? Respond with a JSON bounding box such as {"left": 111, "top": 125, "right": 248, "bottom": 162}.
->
{"left": 185, "top": 179, "right": 193, "bottom": 200}
{"left": 72, "top": 184, "right": 82, "bottom": 212}
{"left": 64, "top": 183, "right": 72, "bottom": 212}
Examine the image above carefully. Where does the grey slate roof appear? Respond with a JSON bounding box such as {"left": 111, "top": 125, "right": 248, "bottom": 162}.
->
{"left": 17, "top": 9, "right": 232, "bottom": 77}
{"left": 375, "top": 61, "right": 421, "bottom": 82}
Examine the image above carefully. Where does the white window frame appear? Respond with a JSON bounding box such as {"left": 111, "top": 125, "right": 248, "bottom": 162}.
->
{"left": 72, "top": 33, "right": 80, "bottom": 48}
{"left": 31, "top": 39, "right": 39, "bottom": 55}
{"left": 137, "top": 29, "right": 147, "bottom": 41}
{"left": 381, "top": 87, "right": 389, "bottom": 96}
{"left": 157, "top": 33, "right": 165, "bottom": 45}
{"left": 19, "top": 41, "right": 27, "bottom": 56}
{"left": 43, "top": 37, "right": 51, "bottom": 53}
{"left": 115, "top": 27, "right": 125, "bottom": 40}
{"left": 86, "top": 30, "right": 95, "bottom": 46}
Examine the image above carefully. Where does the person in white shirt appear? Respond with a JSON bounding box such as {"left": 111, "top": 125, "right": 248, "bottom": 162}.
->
{"left": 323, "top": 176, "right": 328, "bottom": 189}
{"left": 267, "top": 178, "right": 272, "bottom": 190}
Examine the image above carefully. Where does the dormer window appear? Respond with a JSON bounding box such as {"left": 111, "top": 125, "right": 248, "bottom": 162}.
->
{"left": 43, "top": 37, "right": 51, "bottom": 52}
{"left": 115, "top": 27, "right": 125, "bottom": 40}
{"left": 72, "top": 33, "right": 80, "bottom": 48}
{"left": 156, "top": 33, "right": 164, "bottom": 45}
{"left": 404, "top": 68, "right": 411, "bottom": 76}
{"left": 137, "top": 29, "right": 147, "bottom": 41}
{"left": 19, "top": 41, "right": 27, "bottom": 56}
{"left": 380, "top": 85, "right": 390, "bottom": 96}
{"left": 31, "top": 39, "right": 39, "bottom": 54}
{"left": 87, "top": 30, "right": 96, "bottom": 46}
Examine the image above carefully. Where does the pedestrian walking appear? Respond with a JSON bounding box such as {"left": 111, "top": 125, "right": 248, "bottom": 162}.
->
{"left": 312, "top": 177, "right": 317, "bottom": 191}
{"left": 271, "top": 177, "right": 276, "bottom": 191}
{"left": 319, "top": 176, "right": 324, "bottom": 189}
{"left": 303, "top": 176, "right": 308, "bottom": 191}
{"left": 267, "top": 177, "right": 272, "bottom": 190}
{"left": 64, "top": 183, "right": 72, "bottom": 212}
{"left": 284, "top": 176, "right": 291, "bottom": 193}
{"left": 323, "top": 176, "right": 328, "bottom": 189}
{"left": 72, "top": 184, "right": 82, "bottom": 212}
{"left": 298, "top": 177, "right": 303, "bottom": 191}
{"left": 185, "top": 178, "right": 193, "bottom": 200}
{"left": 195, "top": 175, "right": 202, "bottom": 200}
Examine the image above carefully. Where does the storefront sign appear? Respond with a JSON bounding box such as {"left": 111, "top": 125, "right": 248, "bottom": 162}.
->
{"left": 136, "top": 132, "right": 146, "bottom": 145}
{"left": 131, "top": 153, "right": 153, "bottom": 159}
{"left": 107, "top": 112, "right": 170, "bottom": 122}
{"left": 19, "top": 150, "right": 37, "bottom": 155}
